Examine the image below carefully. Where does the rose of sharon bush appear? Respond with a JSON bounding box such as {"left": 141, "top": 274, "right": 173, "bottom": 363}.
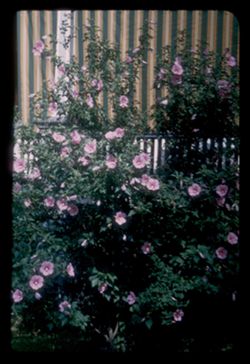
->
{"left": 12, "top": 21, "right": 239, "bottom": 352}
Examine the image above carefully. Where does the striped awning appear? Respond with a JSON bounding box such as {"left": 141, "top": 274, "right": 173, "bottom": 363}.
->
{"left": 16, "top": 10, "right": 240, "bottom": 125}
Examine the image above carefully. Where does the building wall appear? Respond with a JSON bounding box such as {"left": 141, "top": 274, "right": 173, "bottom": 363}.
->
{"left": 16, "top": 10, "right": 240, "bottom": 125}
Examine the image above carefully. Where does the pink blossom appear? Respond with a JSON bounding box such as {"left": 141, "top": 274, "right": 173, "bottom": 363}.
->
{"left": 215, "top": 247, "right": 228, "bottom": 260}
{"left": 72, "top": 87, "right": 79, "bottom": 99}
{"left": 59, "top": 300, "right": 71, "bottom": 313}
{"left": 121, "top": 184, "right": 127, "bottom": 191}
{"left": 127, "top": 291, "right": 136, "bottom": 305}
{"left": 217, "top": 80, "right": 231, "bottom": 98}
{"left": 105, "top": 131, "right": 116, "bottom": 140}
{"left": 32, "top": 40, "right": 45, "bottom": 56}
{"left": 140, "top": 152, "right": 150, "bottom": 164}
{"left": 66, "top": 263, "right": 75, "bottom": 277}
{"left": 216, "top": 184, "right": 228, "bottom": 197}
{"left": 125, "top": 55, "right": 133, "bottom": 63}
{"left": 84, "top": 140, "right": 97, "bottom": 154}
{"left": 29, "top": 275, "right": 44, "bottom": 290}
{"left": 114, "top": 211, "right": 127, "bottom": 225}
{"left": 98, "top": 283, "right": 108, "bottom": 294}
{"left": 97, "top": 79, "right": 103, "bottom": 91}
{"left": 24, "top": 199, "right": 32, "bottom": 207}
{"left": 13, "top": 159, "right": 26, "bottom": 173}
{"left": 119, "top": 95, "right": 129, "bottom": 108}
{"left": 12, "top": 289, "right": 24, "bottom": 303}
{"left": 227, "top": 56, "right": 236, "bottom": 67}
{"left": 81, "top": 65, "right": 87, "bottom": 72}
{"left": 67, "top": 195, "right": 78, "bottom": 201}
{"left": 132, "top": 47, "right": 140, "bottom": 54}
{"left": 130, "top": 177, "right": 141, "bottom": 185}
{"left": 132, "top": 155, "right": 146, "bottom": 169}
{"left": 188, "top": 183, "right": 202, "bottom": 197}
{"left": 140, "top": 174, "right": 150, "bottom": 186}
{"left": 105, "top": 155, "right": 117, "bottom": 169}
{"left": 67, "top": 204, "right": 79, "bottom": 216}
{"left": 171, "top": 74, "right": 182, "bottom": 85}
{"left": 146, "top": 178, "right": 160, "bottom": 191}
{"left": 28, "top": 167, "right": 41, "bottom": 180}
{"left": 91, "top": 79, "right": 98, "bottom": 87}
{"left": 173, "top": 309, "right": 184, "bottom": 322}
{"left": 44, "top": 196, "right": 55, "bottom": 207}
{"left": 13, "top": 182, "right": 22, "bottom": 193}
{"left": 141, "top": 242, "right": 151, "bottom": 254}
{"left": 58, "top": 64, "right": 65, "bottom": 75}
{"left": 39, "top": 261, "right": 54, "bottom": 276}
{"left": 70, "top": 130, "right": 81, "bottom": 144}
{"left": 56, "top": 198, "right": 68, "bottom": 211}
{"left": 60, "top": 146, "right": 71, "bottom": 159}
{"left": 86, "top": 94, "right": 94, "bottom": 108}
{"left": 227, "top": 232, "right": 238, "bottom": 245}
{"left": 114, "top": 128, "right": 125, "bottom": 138}
{"left": 171, "top": 61, "right": 184, "bottom": 76}
{"left": 78, "top": 156, "right": 90, "bottom": 166}
{"left": 48, "top": 102, "right": 58, "bottom": 117}
{"left": 52, "top": 132, "right": 65, "bottom": 143}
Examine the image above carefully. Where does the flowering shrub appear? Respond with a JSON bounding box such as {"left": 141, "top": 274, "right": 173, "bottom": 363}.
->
{"left": 152, "top": 32, "right": 239, "bottom": 138}
{"left": 12, "top": 19, "right": 239, "bottom": 351}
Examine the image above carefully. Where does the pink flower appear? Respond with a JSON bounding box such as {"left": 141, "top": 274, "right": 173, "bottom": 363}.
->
{"left": 171, "top": 74, "right": 182, "bottom": 85}
{"left": 127, "top": 291, "right": 136, "bottom": 305}
{"left": 171, "top": 60, "right": 184, "bottom": 76}
{"left": 56, "top": 198, "right": 68, "bottom": 211}
{"left": 48, "top": 102, "right": 58, "bottom": 117}
{"left": 105, "top": 131, "right": 116, "bottom": 140}
{"left": 140, "top": 174, "right": 150, "bottom": 186}
{"left": 13, "top": 159, "right": 26, "bottom": 173}
{"left": 132, "top": 47, "right": 140, "bottom": 54}
{"left": 215, "top": 247, "right": 228, "bottom": 260}
{"left": 146, "top": 178, "right": 160, "bottom": 191}
{"left": 60, "top": 146, "right": 71, "bottom": 159}
{"left": 114, "top": 211, "right": 127, "bottom": 225}
{"left": 12, "top": 289, "right": 24, "bottom": 303}
{"left": 105, "top": 155, "right": 117, "bottom": 169}
{"left": 44, "top": 196, "right": 55, "bottom": 207}
{"left": 24, "top": 199, "right": 32, "bottom": 207}
{"left": 58, "top": 64, "right": 65, "bottom": 75}
{"left": 78, "top": 156, "right": 90, "bottom": 166}
{"left": 52, "top": 132, "right": 65, "bottom": 143}
{"left": 39, "top": 261, "right": 54, "bottom": 276}
{"left": 32, "top": 40, "right": 45, "bottom": 56}
{"left": 28, "top": 167, "right": 41, "bottom": 180}
{"left": 29, "top": 275, "right": 44, "bottom": 290}
{"left": 216, "top": 184, "right": 228, "bottom": 197}
{"left": 67, "top": 195, "right": 78, "bottom": 201}
{"left": 217, "top": 80, "right": 231, "bottom": 98}
{"left": 125, "top": 55, "right": 133, "bottom": 63}
{"left": 67, "top": 204, "right": 79, "bottom": 216}
{"left": 91, "top": 79, "right": 98, "bottom": 87}
{"left": 114, "top": 128, "right": 125, "bottom": 138}
{"left": 188, "top": 183, "right": 202, "bottom": 197}
{"left": 119, "top": 95, "right": 129, "bottom": 108}
{"left": 70, "top": 130, "right": 81, "bottom": 144}
{"left": 13, "top": 182, "right": 22, "bottom": 193}
{"left": 66, "top": 263, "right": 75, "bottom": 277}
{"left": 97, "top": 79, "right": 103, "bottom": 92}
{"left": 227, "top": 56, "right": 236, "bottom": 67}
{"left": 173, "top": 309, "right": 184, "bottom": 322}
{"left": 72, "top": 87, "right": 79, "bottom": 99}
{"left": 141, "top": 242, "right": 151, "bottom": 254}
{"left": 86, "top": 94, "right": 94, "bottom": 108}
{"left": 98, "top": 283, "right": 108, "bottom": 294}
{"left": 130, "top": 177, "right": 141, "bottom": 185}
{"left": 81, "top": 65, "right": 87, "bottom": 72}
{"left": 132, "top": 155, "right": 146, "bottom": 169}
{"left": 84, "top": 140, "right": 97, "bottom": 154}
{"left": 59, "top": 300, "right": 71, "bottom": 313}
{"left": 227, "top": 232, "right": 238, "bottom": 245}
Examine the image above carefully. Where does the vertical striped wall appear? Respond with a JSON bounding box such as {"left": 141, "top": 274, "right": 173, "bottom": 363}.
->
{"left": 16, "top": 10, "right": 240, "bottom": 125}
